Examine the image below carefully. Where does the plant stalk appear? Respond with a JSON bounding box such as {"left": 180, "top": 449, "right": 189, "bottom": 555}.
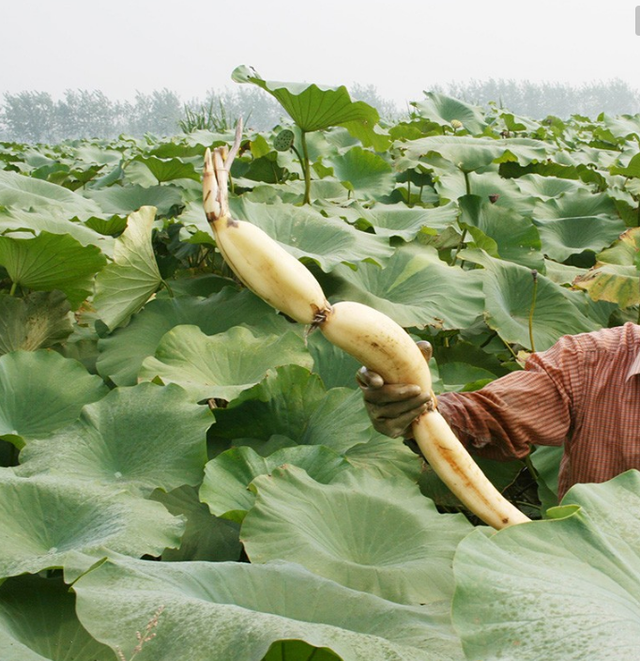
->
{"left": 528, "top": 270, "right": 538, "bottom": 353}
{"left": 300, "top": 131, "right": 311, "bottom": 205}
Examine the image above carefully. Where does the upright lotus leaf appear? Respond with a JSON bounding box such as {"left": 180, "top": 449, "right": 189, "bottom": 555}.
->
{"left": 72, "top": 555, "right": 463, "bottom": 661}
{"left": 453, "top": 470, "right": 640, "bottom": 661}
{"left": 532, "top": 214, "right": 626, "bottom": 263}
{"left": 93, "top": 206, "right": 163, "bottom": 330}
{"left": 96, "top": 288, "right": 293, "bottom": 386}
{"left": 152, "top": 485, "right": 242, "bottom": 562}
{"left": 0, "top": 169, "right": 102, "bottom": 219}
{"left": 17, "top": 382, "right": 211, "bottom": 496}
{"left": 529, "top": 444, "right": 563, "bottom": 513}
{"left": 208, "top": 365, "right": 375, "bottom": 453}
{"left": 84, "top": 184, "right": 183, "bottom": 216}
{"left": 401, "top": 135, "right": 549, "bottom": 173}
{"left": 328, "top": 146, "right": 395, "bottom": 199}
{"left": 458, "top": 194, "right": 543, "bottom": 269}
{"left": 201, "top": 445, "right": 350, "bottom": 522}
{"left": 229, "top": 197, "right": 393, "bottom": 270}
{"left": 347, "top": 200, "right": 459, "bottom": 241}
{"left": 0, "top": 232, "right": 106, "bottom": 308}
{"left": 0, "top": 350, "right": 107, "bottom": 448}
{"left": 412, "top": 92, "right": 488, "bottom": 135}
{"left": 573, "top": 227, "right": 640, "bottom": 307}
{"left": 132, "top": 155, "right": 201, "bottom": 183}
{"left": 0, "top": 574, "right": 114, "bottom": 661}
{"left": 140, "top": 325, "right": 312, "bottom": 402}
{"left": 0, "top": 471, "right": 185, "bottom": 578}
{"left": 327, "top": 243, "right": 485, "bottom": 330}
{"left": 243, "top": 466, "right": 474, "bottom": 606}
{"left": 232, "top": 65, "right": 391, "bottom": 151}
{"left": 0, "top": 291, "right": 73, "bottom": 355}
{"left": 460, "top": 248, "right": 598, "bottom": 350}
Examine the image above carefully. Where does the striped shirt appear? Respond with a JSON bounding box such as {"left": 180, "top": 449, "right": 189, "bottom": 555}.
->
{"left": 437, "top": 323, "right": 640, "bottom": 499}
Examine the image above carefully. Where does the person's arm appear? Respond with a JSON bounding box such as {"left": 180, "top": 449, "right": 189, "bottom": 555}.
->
{"left": 436, "top": 353, "right": 572, "bottom": 460}
{"left": 359, "top": 336, "right": 578, "bottom": 460}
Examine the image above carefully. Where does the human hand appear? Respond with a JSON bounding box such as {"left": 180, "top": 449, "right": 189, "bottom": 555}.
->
{"left": 355, "top": 340, "right": 435, "bottom": 438}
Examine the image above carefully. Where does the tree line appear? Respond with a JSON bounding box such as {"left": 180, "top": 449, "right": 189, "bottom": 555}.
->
{"left": 1, "top": 79, "right": 638, "bottom": 144}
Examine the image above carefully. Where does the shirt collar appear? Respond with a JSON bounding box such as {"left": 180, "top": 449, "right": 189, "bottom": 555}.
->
{"left": 626, "top": 351, "right": 640, "bottom": 381}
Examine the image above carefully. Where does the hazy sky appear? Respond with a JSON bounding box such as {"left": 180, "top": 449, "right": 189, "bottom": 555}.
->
{"left": 4, "top": 0, "right": 640, "bottom": 107}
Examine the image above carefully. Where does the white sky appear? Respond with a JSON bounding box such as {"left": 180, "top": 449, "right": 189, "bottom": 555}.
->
{"left": 3, "top": 0, "right": 640, "bottom": 107}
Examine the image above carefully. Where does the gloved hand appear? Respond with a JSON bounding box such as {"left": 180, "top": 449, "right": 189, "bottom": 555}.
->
{"left": 355, "top": 340, "right": 435, "bottom": 438}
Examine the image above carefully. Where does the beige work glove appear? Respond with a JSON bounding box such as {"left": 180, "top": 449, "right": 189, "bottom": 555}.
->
{"left": 355, "top": 340, "right": 435, "bottom": 438}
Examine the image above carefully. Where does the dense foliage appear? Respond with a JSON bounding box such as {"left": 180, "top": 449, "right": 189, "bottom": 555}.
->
{"left": 2, "top": 70, "right": 640, "bottom": 660}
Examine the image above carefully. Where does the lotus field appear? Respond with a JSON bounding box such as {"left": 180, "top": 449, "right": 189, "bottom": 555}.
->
{"left": 2, "top": 67, "right": 640, "bottom": 660}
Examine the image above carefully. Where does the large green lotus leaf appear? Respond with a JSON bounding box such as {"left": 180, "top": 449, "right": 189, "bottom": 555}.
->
{"left": 72, "top": 554, "right": 462, "bottom": 661}
{"left": 344, "top": 434, "right": 422, "bottom": 481}
{"left": 532, "top": 189, "right": 619, "bottom": 219}
{"left": 327, "top": 243, "right": 485, "bottom": 330}
{"left": 17, "top": 382, "right": 211, "bottom": 495}
{"left": 84, "top": 183, "right": 183, "bottom": 216}
{"left": 0, "top": 207, "right": 114, "bottom": 254}
{"left": 0, "top": 232, "right": 106, "bottom": 308}
{"left": 602, "top": 113, "right": 640, "bottom": 139}
{"left": 0, "top": 350, "right": 107, "bottom": 448}
{"left": 435, "top": 170, "right": 537, "bottom": 216}
{"left": 232, "top": 65, "right": 391, "bottom": 151}
{"left": 93, "top": 206, "right": 163, "bottom": 330}
{"left": 412, "top": 92, "right": 488, "bottom": 135}
{"left": 573, "top": 228, "right": 640, "bottom": 307}
{"left": 348, "top": 201, "right": 459, "bottom": 241}
{"left": 533, "top": 215, "right": 626, "bottom": 262}
{"left": 132, "top": 155, "right": 201, "bottom": 183}
{"left": 0, "top": 291, "right": 73, "bottom": 355}
{"left": 208, "top": 365, "right": 375, "bottom": 453}
{"left": 96, "top": 288, "right": 292, "bottom": 386}
{"left": 306, "top": 327, "right": 362, "bottom": 389}
{"left": 610, "top": 152, "right": 640, "bottom": 178}
{"left": 452, "top": 470, "right": 640, "bottom": 661}
{"left": 243, "top": 466, "right": 473, "bottom": 606}
{"left": 151, "top": 485, "right": 242, "bottom": 562}
{"left": 140, "top": 325, "right": 312, "bottom": 402}
{"left": 460, "top": 249, "right": 598, "bottom": 350}
{"left": 0, "top": 574, "right": 114, "bottom": 661}
{"left": 515, "top": 174, "right": 588, "bottom": 200}
{"left": 402, "top": 135, "right": 549, "bottom": 172}
{"left": 459, "top": 195, "right": 543, "bottom": 269}
{"left": 0, "top": 170, "right": 102, "bottom": 219}
{"left": 328, "top": 146, "right": 395, "bottom": 199}
{"left": 0, "top": 471, "right": 184, "bottom": 578}
{"left": 229, "top": 197, "right": 393, "bottom": 270}
{"left": 201, "top": 445, "right": 351, "bottom": 523}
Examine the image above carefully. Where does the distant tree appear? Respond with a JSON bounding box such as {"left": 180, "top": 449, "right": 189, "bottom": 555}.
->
{"left": 349, "top": 83, "right": 400, "bottom": 122}
{"left": 127, "top": 89, "right": 182, "bottom": 136}
{"left": 0, "top": 91, "right": 57, "bottom": 143}
{"left": 56, "top": 90, "right": 116, "bottom": 139}
{"left": 431, "top": 78, "right": 640, "bottom": 118}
